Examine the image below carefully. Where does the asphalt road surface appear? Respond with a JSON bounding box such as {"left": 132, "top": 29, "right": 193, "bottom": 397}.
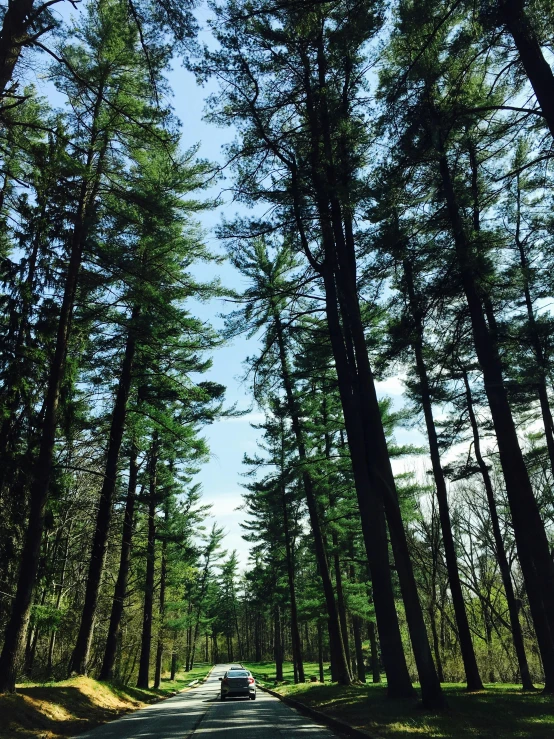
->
{"left": 75, "top": 664, "right": 338, "bottom": 739}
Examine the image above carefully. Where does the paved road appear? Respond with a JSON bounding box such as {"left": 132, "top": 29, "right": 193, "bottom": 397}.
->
{"left": 75, "top": 664, "right": 338, "bottom": 738}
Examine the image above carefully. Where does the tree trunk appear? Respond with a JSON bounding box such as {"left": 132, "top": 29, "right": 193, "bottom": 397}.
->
{"left": 233, "top": 600, "right": 243, "bottom": 660}
{"left": 99, "top": 445, "right": 139, "bottom": 680}
{"left": 70, "top": 311, "right": 139, "bottom": 675}
{"left": 0, "top": 125, "right": 107, "bottom": 692}
{"left": 136, "top": 438, "right": 158, "bottom": 689}
{"left": 0, "top": 0, "right": 35, "bottom": 96}
{"left": 323, "top": 400, "right": 352, "bottom": 673}
{"left": 440, "top": 151, "right": 554, "bottom": 689}
{"left": 352, "top": 615, "right": 366, "bottom": 683}
{"left": 171, "top": 651, "right": 177, "bottom": 681}
{"left": 403, "top": 258, "right": 483, "bottom": 691}
{"left": 211, "top": 630, "right": 217, "bottom": 664}
{"left": 368, "top": 621, "right": 381, "bottom": 684}
{"left": 280, "top": 460, "right": 304, "bottom": 683}
{"left": 188, "top": 549, "right": 214, "bottom": 672}
{"left": 273, "top": 312, "right": 351, "bottom": 685}
{"left": 47, "top": 527, "right": 71, "bottom": 677}
{"left": 322, "top": 267, "right": 429, "bottom": 700}
{"left": 348, "top": 558, "right": 366, "bottom": 684}
{"left": 254, "top": 614, "right": 261, "bottom": 663}
{"left": 154, "top": 517, "right": 168, "bottom": 689}
{"left": 274, "top": 605, "right": 284, "bottom": 681}
{"left": 498, "top": 0, "right": 554, "bottom": 139}
{"left": 317, "top": 621, "right": 325, "bottom": 682}
{"left": 298, "top": 36, "right": 442, "bottom": 704}
{"left": 462, "top": 369, "right": 534, "bottom": 690}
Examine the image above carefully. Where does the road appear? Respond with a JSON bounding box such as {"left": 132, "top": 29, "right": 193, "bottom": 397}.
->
{"left": 75, "top": 664, "right": 338, "bottom": 738}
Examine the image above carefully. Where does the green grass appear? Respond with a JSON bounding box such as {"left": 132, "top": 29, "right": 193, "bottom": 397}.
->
{"left": 153, "top": 662, "right": 213, "bottom": 695}
{"left": 243, "top": 660, "right": 325, "bottom": 685}
{"left": 245, "top": 662, "right": 554, "bottom": 738}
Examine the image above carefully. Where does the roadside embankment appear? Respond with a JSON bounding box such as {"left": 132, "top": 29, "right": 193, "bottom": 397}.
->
{"left": 0, "top": 665, "right": 213, "bottom": 739}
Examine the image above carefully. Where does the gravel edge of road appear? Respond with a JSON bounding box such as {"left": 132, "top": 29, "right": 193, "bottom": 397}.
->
{"left": 258, "top": 684, "right": 376, "bottom": 739}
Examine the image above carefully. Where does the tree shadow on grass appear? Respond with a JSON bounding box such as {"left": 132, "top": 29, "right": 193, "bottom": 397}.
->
{"left": 281, "top": 682, "right": 554, "bottom": 739}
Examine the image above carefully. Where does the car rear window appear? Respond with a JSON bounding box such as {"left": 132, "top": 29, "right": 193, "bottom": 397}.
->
{"left": 228, "top": 670, "right": 249, "bottom": 677}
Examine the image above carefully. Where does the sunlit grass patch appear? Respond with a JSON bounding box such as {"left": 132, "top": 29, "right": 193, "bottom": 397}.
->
{"left": 0, "top": 665, "right": 213, "bottom": 739}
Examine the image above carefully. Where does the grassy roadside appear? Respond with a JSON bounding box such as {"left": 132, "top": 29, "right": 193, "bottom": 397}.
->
{"left": 243, "top": 660, "right": 325, "bottom": 685}
{"left": 244, "top": 661, "right": 554, "bottom": 738}
{"left": 0, "top": 663, "right": 213, "bottom": 739}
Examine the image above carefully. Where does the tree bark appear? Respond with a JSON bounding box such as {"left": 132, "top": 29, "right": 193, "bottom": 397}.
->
{"left": 323, "top": 399, "right": 352, "bottom": 673}
{"left": 317, "top": 621, "right": 325, "bottom": 682}
{"left": 332, "top": 544, "right": 351, "bottom": 672}
{"left": 188, "top": 544, "right": 215, "bottom": 672}
{"left": 154, "top": 525, "right": 167, "bottom": 689}
{"left": 352, "top": 615, "right": 366, "bottom": 683}
{"left": 0, "top": 0, "right": 35, "bottom": 96}
{"left": 280, "top": 456, "right": 304, "bottom": 683}
{"left": 99, "top": 444, "right": 139, "bottom": 681}
{"left": 136, "top": 437, "right": 158, "bottom": 689}
{"left": 69, "top": 309, "right": 139, "bottom": 675}
{"left": 368, "top": 621, "right": 381, "bottom": 684}
{"left": 498, "top": 0, "right": 554, "bottom": 139}
{"left": 47, "top": 526, "right": 72, "bottom": 677}
{"left": 428, "top": 509, "right": 445, "bottom": 684}
{"left": 274, "top": 605, "right": 284, "bottom": 681}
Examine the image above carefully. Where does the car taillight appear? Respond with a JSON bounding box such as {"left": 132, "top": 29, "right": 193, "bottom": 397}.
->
{"left": 248, "top": 677, "right": 255, "bottom": 684}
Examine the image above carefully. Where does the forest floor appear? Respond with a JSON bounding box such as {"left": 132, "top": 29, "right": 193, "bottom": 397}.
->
{"left": 0, "top": 663, "right": 212, "bottom": 739}
{"left": 244, "top": 661, "right": 554, "bottom": 738}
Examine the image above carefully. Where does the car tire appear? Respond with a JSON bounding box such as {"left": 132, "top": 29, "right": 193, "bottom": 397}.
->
{"left": 250, "top": 694, "right": 256, "bottom": 700}
{"left": 221, "top": 694, "right": 226, "bottom": 700}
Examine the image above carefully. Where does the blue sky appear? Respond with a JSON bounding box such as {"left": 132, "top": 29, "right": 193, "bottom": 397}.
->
{"left": 165, "top": 56, "right": 267, "bottom": 564}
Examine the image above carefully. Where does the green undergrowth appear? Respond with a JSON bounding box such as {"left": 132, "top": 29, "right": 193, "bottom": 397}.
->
{"left": 0, "top": 663, "right": 213, "bottom": 739}
{"left": 245, "top": 661, "right": 554, "bottom": 738}
{"left": 243, "top": 660, "right": 326, "bottom": 686}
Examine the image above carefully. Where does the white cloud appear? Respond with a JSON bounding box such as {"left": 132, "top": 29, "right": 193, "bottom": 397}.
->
{"left": 375, "top": 375, "right": 406, "bottom": 397}
{"left": 219, "top": 411, "right": 266, "bottom": 424}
